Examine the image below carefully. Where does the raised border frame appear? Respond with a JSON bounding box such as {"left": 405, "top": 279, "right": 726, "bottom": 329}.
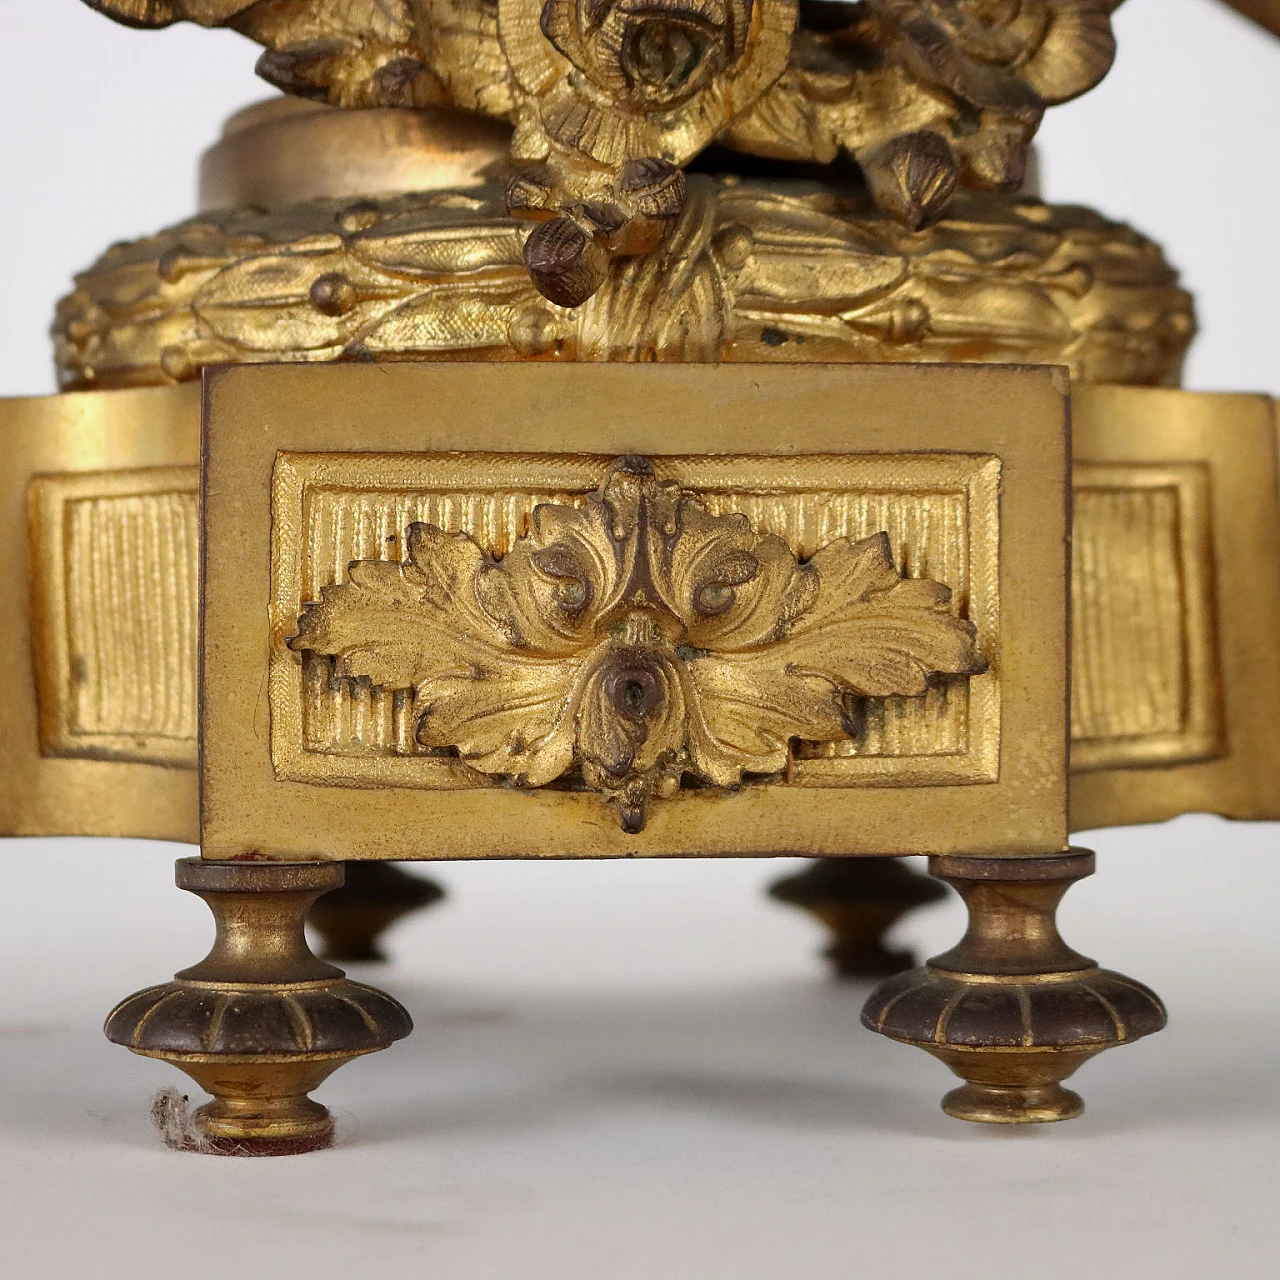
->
{"left": 201, "top": 362, "right": 1070, "bottom": 860}
{"left": 269, "top": 449, "right": 1002, "bottom": 791}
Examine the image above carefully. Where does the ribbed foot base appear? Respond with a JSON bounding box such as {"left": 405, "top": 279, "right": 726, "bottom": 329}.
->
{"left": 109, "top": 860, "right": 413, "bottom": 1156}
{"left": 861, "top": 853, "right": 1166, "bottom": 1124}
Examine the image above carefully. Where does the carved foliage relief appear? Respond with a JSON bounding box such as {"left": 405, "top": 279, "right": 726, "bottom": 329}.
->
{"left": 280, "top": 455, "right": 990, "bottom": 831}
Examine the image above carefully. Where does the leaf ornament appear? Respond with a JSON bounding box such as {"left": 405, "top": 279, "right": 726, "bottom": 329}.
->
{"left": 291, "top": 457, "right": 987, "bottom": 833}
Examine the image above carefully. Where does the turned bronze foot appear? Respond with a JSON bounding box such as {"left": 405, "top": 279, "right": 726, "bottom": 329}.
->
{"left": 769, "top": 857, "right": 948, "bottom": 979}
{"left": 106, "top": 859, "right": 412, "bottom": 1155}
{"left": 308, "top": 862, "right": 445, "bottom": 963}
{"left": 861, "top": 851, "right": 1165, "bottom": 1123}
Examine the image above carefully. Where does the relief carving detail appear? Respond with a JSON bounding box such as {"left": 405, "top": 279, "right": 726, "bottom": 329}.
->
{"left": 290, "top": 456, "right": 987, "bottom": 831}
{"left": 83, "top": 0, "right": 1125, "bottom": 303}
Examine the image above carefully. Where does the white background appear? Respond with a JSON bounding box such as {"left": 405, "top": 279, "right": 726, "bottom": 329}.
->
{"left": 0, "top": 2, "right": 1277, "bottom": 1277}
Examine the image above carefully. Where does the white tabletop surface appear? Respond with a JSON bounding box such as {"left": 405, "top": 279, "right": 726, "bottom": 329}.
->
{"left": 0, "top": 817, "right": 1274, "bottom": 1279}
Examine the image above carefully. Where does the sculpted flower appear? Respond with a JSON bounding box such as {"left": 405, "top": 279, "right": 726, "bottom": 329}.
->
{"left": 292, "top": 457, "right": 986, "bottom": 833}
{"left": 501, "top": 0, "right": 798, "bottom": 303}
{"left": 852, "top": 0, "right": 1122, "bottom": 220}
{"left": 509, "top": 1, "right": 797, "bottom": 166}
{"left": 868, "top": 0, "right": 1123, "bottom": 108}
{"left": 86, "top": 0, "right": 1127, "bottom": 300}
{"left": 540, "top": 0, "right": 758, "bottom": 110}
{"left": 84, "top": 2, "right": 443, "bottom": 109}
{"left": 82, "top": 1, "right": 256, "bottom": 21}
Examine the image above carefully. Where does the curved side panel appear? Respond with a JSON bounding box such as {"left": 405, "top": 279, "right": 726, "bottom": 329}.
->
{"left": 1070, "top": 386, "right": 1280, "bottom": 832}
{"left": 0, "top": 384, "right": 199, "bottom": 843}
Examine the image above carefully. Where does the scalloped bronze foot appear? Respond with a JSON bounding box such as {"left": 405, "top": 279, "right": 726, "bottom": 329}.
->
{"left": 768, "top": 857, "right": 948, "bottom": 979}
{"left": 309, "top": 862, "right": 445, "bottom": 963}
{"left": 106, "top": 859, "right": 412, "bottom": 1155}
{"left": 861, "top": 851, "right": 1165, "bottom": 1124}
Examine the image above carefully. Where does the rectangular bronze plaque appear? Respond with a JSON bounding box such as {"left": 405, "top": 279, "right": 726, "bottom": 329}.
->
{"left": 202, "top": 363, "right": 1070, "bottom": 860}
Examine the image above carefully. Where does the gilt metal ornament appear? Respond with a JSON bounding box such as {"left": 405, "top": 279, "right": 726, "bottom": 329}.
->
{"left": 84, "top": 0, "right": 1126, "bottom": 301}
{"left": 290, "top": 456, "right": 986, "bottom": 831}
{"left": 55, "top": 179, "right": 1193, "bottom": 390}
{"left": 1, "top": 0, "right": 1267, "bottom": 1147}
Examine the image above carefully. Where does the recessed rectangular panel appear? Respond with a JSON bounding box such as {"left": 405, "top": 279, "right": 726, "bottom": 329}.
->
{"left": 0, "top": 384, "right": 200, "bottom": 842}
{"left": 29, "top": 467, "right": 199, "bottom": 767}
{"left": 270, "top": 451, "right": 1000, "bottom": 792}
{"left": 1070, "top": 462, "right": 1223, "bottom": 772}
{"left": 1070, "top": 387, "right": 1280, "bottom": 831}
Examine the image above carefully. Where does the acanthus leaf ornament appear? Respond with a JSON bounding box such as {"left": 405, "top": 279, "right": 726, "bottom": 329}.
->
{"left": 290, "top": 457, "right": 988, "bottom": 832}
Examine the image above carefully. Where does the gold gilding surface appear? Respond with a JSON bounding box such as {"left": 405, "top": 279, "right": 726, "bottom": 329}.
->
{"left": 5, "top": 378, "right": 1277, "bottom": 847}
{"left": 55, "top": 180, "right": 1193, "bottom": 393}
{"left": 201, "top": 361, "right": 1069, "bottom": 860}
{"left": 84, "top": 2, "right": 1122, "bottom": 297}
{"left": 279, "top": 454, "right": 991, "bottom": 833}
{"left": 0, "top": 385, "right": 199, "bottom": 841}
{"left": 70, "top": 2, "right": 1200, "bottom": 1134}
{"left": 1069, "top": 386, "right": 1280, "bottom": 830}
{"left": 1070, "top": 462, "right": 1222, "bottom": 772}
{"left": 28, "top": 466, "right": 199, "bottom": 767}
{"left": 272, "top": 450, "right": 1000, "bottom": 791}
{"left": 198, "top": 99, "right": 513, "bottom": 212}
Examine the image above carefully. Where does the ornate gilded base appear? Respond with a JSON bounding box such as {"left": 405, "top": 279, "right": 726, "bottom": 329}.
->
{"left": 54, "top": 178, "right": 1191, "bottom": 392}
{"left": 861, "top": 852, "right": 1166, "bottom": 1123}
{"left": 768, "top": 857, "right": 948, "bottom": 979}
{"left": 309, "top": 862, "right": 445, "bottom": 963}
{"left": 105, "top": 859, "right": 412, "bottom": 1155}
